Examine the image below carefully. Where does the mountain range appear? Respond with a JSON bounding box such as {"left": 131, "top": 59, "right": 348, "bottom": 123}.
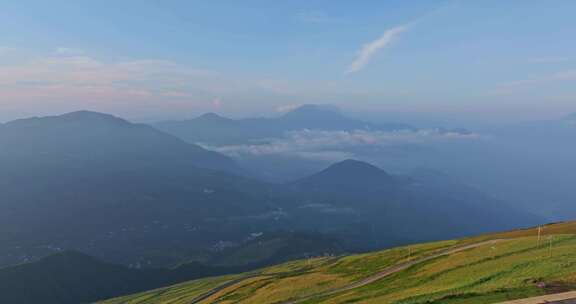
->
{"left": 0, "top": 110, "right": 240, "bottom": 173}
{"left": 0, "top": 110, "right": 540, "bottom": 270}
{"left": 155, "top": 104, "right": 412, "bottom": 145}
{"left": 0, "top": 111, "right": 269, "bottom": 266}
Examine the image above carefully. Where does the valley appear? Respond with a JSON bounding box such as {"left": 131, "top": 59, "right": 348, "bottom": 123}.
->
{"left": 0, "top": 110, "right": 538, "bottom": 269}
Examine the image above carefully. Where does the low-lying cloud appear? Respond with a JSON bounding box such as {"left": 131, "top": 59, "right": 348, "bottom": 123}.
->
{"left": 208, "top": 129, "right": 480, "bottom": 161}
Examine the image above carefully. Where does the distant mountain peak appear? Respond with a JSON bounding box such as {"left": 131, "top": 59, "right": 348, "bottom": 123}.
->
{"left": 199, "top": 112, "right": 222, "bottom": 119}
{"left": 332, "top": 158, "right": 375, "bottom": 167}
{"left": 294, "top": 159, "right": 393, "bottom": 188}
{"left": 6, "top": 110, "right": 130, "bottom": 128}
{"left": 195, "top": 112, "right": 232, "bottom": 122}
{"left": 155, "top": 104, "right": 411, "bottom": 145}
{"left": 323, "top": 159, "right": 389, "bottom": 176}
{"left": 282, "top": 104, "right": 343, "bottom": 119}
{"left": 63, "top": 110, "right": 114, "bottom": 117}
{"left": 293, "top": 104, "right": 341, "bottom": 112}
{"left": 60, "top": 110, "right": 128, "bottom": 122}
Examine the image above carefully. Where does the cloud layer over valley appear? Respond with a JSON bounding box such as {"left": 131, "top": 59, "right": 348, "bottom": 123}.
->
{"left": 207, "top": 128, "right": 480, "bottom": 161}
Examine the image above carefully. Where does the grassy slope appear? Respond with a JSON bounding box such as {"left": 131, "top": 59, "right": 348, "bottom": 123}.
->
{"left": 99, "top": 275, "right": 239, "bottom": 304}
{"left": 101, "top": 222, "right": 576, "bottom": 304}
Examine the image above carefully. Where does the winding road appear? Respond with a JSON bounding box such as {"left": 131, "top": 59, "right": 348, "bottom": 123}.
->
{"left": 280, "top": 239, "right": 500, "bottom": 304}
{"left": 189, "top": 239, "right": 500, "bottom": 304}
{"left": 497, "top": 291, "right": 576, "bottom": 303}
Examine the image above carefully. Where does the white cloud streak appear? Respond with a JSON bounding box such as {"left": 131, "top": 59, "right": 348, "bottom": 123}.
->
{"left": 347, "top": 25, "right": 408, "bottom": 74}
{"left": 207, "top": 129, "right": 479, "bottom": 161}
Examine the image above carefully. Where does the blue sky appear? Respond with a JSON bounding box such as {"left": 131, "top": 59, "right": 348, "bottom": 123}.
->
{"left": 1, "top": 0, "right": 575, "bottom": 121}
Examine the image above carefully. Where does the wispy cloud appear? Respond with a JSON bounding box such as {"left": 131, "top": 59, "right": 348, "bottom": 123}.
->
{"left": 347, "top": 25, "right": 408, "bottom": 74}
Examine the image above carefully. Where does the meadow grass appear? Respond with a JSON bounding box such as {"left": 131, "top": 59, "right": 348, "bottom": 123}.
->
{"left": 101, "top": 222, "right": 576, "bottom": 304}
{"left": 99, "top": 275, "right": 239, "bottom": 304}
{"left": 316, "top": 235, "right": 576, "bottom": 304}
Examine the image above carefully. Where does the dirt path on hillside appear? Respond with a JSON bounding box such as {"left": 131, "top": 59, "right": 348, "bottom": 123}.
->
{"left": 497, "top": 291, "right": 576, "bottom": 303}
{"left": 280, "top": 239, "right": 500, "bottom": 304}
{"left": 189, "top": 239, "right": 499, "bottom": 304}
{"left": 188, "top": 273, "right": 263, "bottom": 304}
{"left": 189, "top": 257, "right": 341, "bottom": 304}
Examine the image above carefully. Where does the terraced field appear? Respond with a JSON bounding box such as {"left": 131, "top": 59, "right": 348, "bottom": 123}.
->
{"left": 101, "top": 222, "right": 576, "bottom": 304}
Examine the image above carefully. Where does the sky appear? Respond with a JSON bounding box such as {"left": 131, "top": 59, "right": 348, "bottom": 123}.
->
{"left": 1, "top": 0, "right": 575, "bottom": 122}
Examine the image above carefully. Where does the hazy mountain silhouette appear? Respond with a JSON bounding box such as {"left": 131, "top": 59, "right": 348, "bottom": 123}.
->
{"left": 0, "top": 110, "right": 241, "bottom": 174}
{"left": 156, "top": 104, "right": 412, "bottom": 145}
{"left": 0, "top": 111, "right": 277, "bottom": 267}
{"left": 287, "top": 160, "right": 541, "bottom": 248}
{"left": 0, "top": 112, "right": 541, "bottom": 272}
{"left": 0, "top": 250, "right": 248, "bottom": 304}
{"left": 0, "top": 251, "right": 161, "bottom": 304}
{"left": 0, "top": 230, "right": 344, "bottom": 304}
{"left": 293, "top": 159, "right": 395, "bottom": 190}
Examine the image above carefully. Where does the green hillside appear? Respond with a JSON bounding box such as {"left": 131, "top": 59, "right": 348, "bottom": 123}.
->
{"left": 101, "top": 222, "right": 576, "bottom": 304}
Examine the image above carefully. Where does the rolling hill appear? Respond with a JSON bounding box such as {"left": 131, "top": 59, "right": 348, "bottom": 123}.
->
{"left": 0, "top": 233, "right": 342, "bottom": 304}
{"left": 0, "top": 111, "right": 277, "bottom": 267}
{"left": 0, "top": 110, "right": 241, "bottom": 173}
{"left": 101, "top": 221, "right": 576, "bottom": 304}
{"left": 0, "top": 251, "right": 246, "bottom": 304}
{"left": 285, "top": 160, "right": 540, "bottom": 249}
